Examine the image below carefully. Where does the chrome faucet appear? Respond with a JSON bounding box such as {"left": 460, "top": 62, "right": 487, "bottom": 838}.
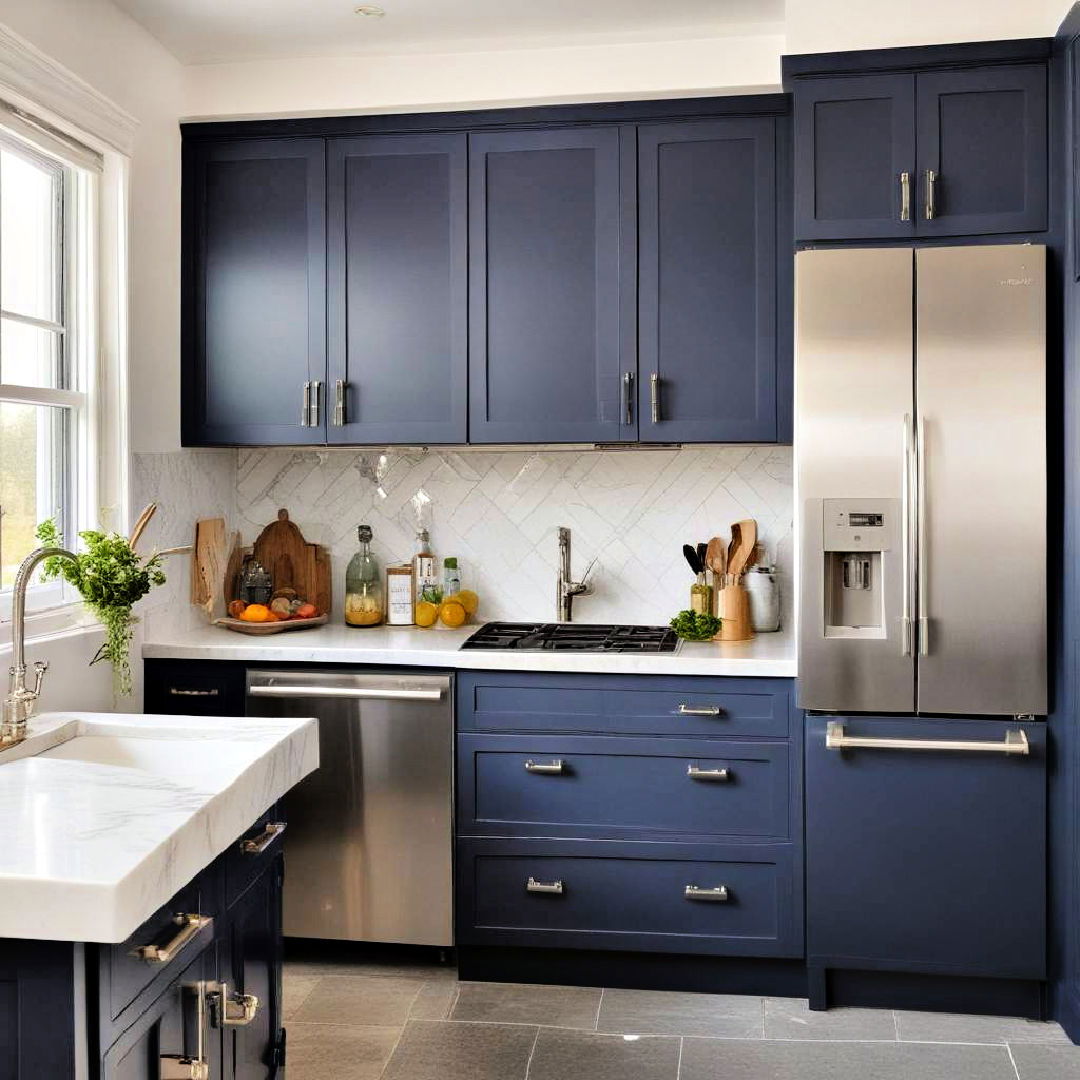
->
{"left": 3, "top": 546, "right": 77, "bottom": 747}
{"left": 557, "top": 526, "right": 595, "bottom": 622}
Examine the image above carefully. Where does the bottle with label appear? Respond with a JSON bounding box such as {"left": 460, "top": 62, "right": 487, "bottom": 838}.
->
{"left": 345, "top": 525, "right": 384, "bottom": 627}
{"left": 414, "top": 529, "right": 441, "bottom": 605}
{"left": 386, "top": 563, "right": 415, "bottom": 625}
{"left": 443, "top": 557, "right": 461, "bottom": 597}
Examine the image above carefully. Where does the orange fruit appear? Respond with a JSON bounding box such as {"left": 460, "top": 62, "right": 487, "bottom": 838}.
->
{"left": 239, "top": 604, "right": 272, "bottom": 623}
{"left": 439, "top": 600, "right": 467, "bottom": 628}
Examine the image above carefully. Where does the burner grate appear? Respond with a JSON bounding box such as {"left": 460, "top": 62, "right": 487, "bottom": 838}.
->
{"left": 460, "top": 622, "right": 678, "bottom": 653}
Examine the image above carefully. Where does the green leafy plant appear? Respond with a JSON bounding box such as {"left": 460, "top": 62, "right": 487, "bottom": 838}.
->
{"left": 35, "top": 519, "right": 167, "bottom": 696}
{"left": 669, "top": 609, "right": 722, "bottom": 642}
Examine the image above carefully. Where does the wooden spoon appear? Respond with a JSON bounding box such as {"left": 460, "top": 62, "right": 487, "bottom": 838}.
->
{"left": 726, "top": 523, "right": 743, "bottom": 585}
{"left": 728, "top": 519, "right": 758, "bottom": 579}
{"left": 705, "top": 536, "right": 727, "bottom": 580}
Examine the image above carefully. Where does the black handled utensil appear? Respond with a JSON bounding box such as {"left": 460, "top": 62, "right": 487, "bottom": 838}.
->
{"left": 682, "top": 544, "right": 702, "bottom": 575}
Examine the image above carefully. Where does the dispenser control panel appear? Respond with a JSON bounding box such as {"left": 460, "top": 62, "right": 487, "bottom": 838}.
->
{"left": 823, "top": 501, "right": 893, "bottom": 553}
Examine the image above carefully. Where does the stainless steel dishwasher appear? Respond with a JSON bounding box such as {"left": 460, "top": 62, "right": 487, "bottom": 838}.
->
{"left": 246, "top": 669, "right": 453, "bottom": 947}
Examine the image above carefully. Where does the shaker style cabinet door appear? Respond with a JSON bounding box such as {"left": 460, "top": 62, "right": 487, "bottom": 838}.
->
{"left": 184, "top": 138, "right": 327, "bottom": 446}
{"left": 915, "top": 65, "right": 1047, "bottom": 236}
{"left": 793, "top": 74, "right": 916, "bottom": 241}
{"left": 468, "top": 127, "right": 634, "bottom": 443}
{"left": 327, "top": 134, "right": 467, "bottom": 444}
{"left": 638, "top": 118, "right": 778, "bottom": 442}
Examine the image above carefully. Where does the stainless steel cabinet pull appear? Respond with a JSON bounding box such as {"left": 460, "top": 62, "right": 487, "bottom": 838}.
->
{"left": 899, "top": 170, "right": 911, "bottom": 222}
{"left": 241, "top": 821, "right": 287, "bottom": 854}
{"left": 916, "top": 414, "right": 929, "bottom": 656}
{"left": 526, "top": 877, "right": 565, "bottom": 895}
{"left": 900, "top": 413, "right": 914, "bottom": 657}
{"left": 684, "top": 884, "right": 730, "bottom": 902}
{"left": 826, "top": 720, "right": 1029, "bottom": 756}
{"left": 248, "top": 684, "right": 443, "bottom": 702}
{"left": 687, "top": 764, "right": 731, "bottom": 782}
{"left": 524, "top": 759, "right": 565, "bottom": 775}
{"left": 677, "top": 703, "right": 722, "bottom": 717}
{"left": 310, "top": 380, "right": 323, "bottom": 427}
{"left": 168, "top": 687, "right": 219, "bottom": 698}
{"left": 333, "top": 379, "right": 346, "bottom": 426}
{"left": 208, "top": 982, "right": 260, "bottom": 1028}
{"left": 650, "top": 372, "right": 661, "bottom": 423}
{"left": 623, "top": 371, "right": 634, "bottom": 426}
{"left": 133, "top": 913, "right": 212, "bottom": 964}
{"left": 301, "top": 381, "right": 312, "bottom": 426}
{"left": 924, "top": 169, "right": 937, "bottom": 220}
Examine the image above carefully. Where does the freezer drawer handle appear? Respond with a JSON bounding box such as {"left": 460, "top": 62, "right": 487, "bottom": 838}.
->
{"left": 168, "top": 687, "right": 219, "bottom": 698}
{"left": 248, "top": 685, "right": 443, "bottom": 702}
{"left": 524, "top": 759, "right": 566, "bottom": 775}
{"left": 684, "top": 884, "right": 730, "bottom": 902}
{"left": 526, "top": 877, "right": 565, "bottom": 895}
{"left": 132, "top": 913, "right": 212, "bottom": 964}
{"left": 687, "top": 764, "right": 731, "bottom": 782}
{"left": 678, "top": 703, "right": 722, "bottom": 717}
{"left": 825, "top": 720, "right": 1029, "bottom": 756}
{"left": 241, "top": 821, "right": 287, "bottom": 855}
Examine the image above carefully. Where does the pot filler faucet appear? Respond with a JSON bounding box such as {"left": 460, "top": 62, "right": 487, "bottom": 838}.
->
{"left": 3, "top": 546, "right": 78, "bottom": 747}
{"left": 557, "top": 526, "right": 595, "bottom": 622}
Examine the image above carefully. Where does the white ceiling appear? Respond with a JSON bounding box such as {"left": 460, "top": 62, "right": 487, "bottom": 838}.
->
{"left": 110, "top": 0, "right": 785, "bottom": 65}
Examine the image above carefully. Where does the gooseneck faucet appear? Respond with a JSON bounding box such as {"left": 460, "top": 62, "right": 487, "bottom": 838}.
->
{"left": 557, "top": 527, "right": 595, "bottom": 623}
{"left": 3, "top": 546, "right": 78, "bottom": 747}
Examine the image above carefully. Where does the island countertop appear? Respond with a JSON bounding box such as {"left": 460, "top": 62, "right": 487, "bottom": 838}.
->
{"left": 0, "top": 711, "right": 318, "bottom": 943}
{"left": 143, "top": 623, "right": 797, "bottom": 678}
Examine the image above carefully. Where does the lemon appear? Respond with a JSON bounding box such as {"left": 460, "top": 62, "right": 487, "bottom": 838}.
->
{"left": 455, "top": 589, "right": 479, "bottom": 615}
{"left": 415, "top": 601, "right": 439, "bottom": 628}
{"left": 439, "top": 600, "right": 467, "bottom": 628}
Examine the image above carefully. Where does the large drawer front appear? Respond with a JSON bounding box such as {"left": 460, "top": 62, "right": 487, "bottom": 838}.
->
{"left": 458, "top": 734, "right": 789, "bottom": 841}
{"left": 458, "top": 672, "right": 792, "bottom": 738}
{"left": 459, "top": 839, "right": 799, "bottom": 957}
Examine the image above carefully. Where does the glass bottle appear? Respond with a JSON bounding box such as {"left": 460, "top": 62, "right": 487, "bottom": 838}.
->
{"left": 345, "top": 525, "right": 384, "bottom": 627}
{"left": 443, "top": 556, "right": 461, "bottom": 597}
{"left": 414, "top": 528, "right": 440, "bottom": 605}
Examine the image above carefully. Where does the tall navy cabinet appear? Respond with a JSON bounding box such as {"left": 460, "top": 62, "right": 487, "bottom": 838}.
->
{"left": 184, "top": 138, "right": 327, "bottom": 446}
{"left": 467, "top": 127, "right": 632, "bottom": 444}
{"left": 638, "top": 119, "right": 779, "bottom": 442}
{"left": 327, "top": 134, "right": 468, "bottom": 444}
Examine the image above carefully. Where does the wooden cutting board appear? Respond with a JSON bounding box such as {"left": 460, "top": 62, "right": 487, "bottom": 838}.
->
{"left": 192, "top": 518, "right": 228, "bottom": 621}
{"left": 250, "top": 509, "right": 332, "bottom": 615}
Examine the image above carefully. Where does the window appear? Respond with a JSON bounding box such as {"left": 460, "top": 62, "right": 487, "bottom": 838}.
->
{"left": 0, "top": 126, "right": 97, "bottom": 610}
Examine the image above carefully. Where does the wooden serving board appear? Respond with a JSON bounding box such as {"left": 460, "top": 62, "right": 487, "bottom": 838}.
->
{"left": 247, "top": 508, "right": 331, "bottom": 615}
{"left": 213, "top": 614, "right": 329, "bottom": 636}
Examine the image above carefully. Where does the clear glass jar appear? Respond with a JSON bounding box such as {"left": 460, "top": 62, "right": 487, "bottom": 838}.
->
{"left": 345, "top": 524, "right": 384, "bottom": 627}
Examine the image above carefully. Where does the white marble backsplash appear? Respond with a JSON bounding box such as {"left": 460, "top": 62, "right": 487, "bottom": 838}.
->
{"left": 234, "top": 445, "right": 795, "bottom": 629}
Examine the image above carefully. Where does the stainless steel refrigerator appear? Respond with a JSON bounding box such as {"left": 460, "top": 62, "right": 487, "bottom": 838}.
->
{"left": 796, "top": 244, "right": 1046, "bottom": 716}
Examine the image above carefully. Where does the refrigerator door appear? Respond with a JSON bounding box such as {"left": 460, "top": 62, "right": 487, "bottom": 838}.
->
{"left": 796, "top": 248, "right": 916, "bottom": 712}
{"left": 915, "top": 245, "right": 1046, "bottom": 716}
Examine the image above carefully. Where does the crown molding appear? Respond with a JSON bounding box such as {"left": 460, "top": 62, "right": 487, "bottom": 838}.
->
{"left": 0, "top": 21, "right": 138, "bottom": 156}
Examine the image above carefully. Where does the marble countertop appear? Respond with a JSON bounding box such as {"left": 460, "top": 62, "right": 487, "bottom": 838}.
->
{"left": 0, "top": 711, "right": 318, "bottom": 943}
{"left": 143, "top": 623, "right": 797, "bottom": 678}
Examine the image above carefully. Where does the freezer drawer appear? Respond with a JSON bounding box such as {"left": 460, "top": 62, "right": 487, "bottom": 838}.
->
{"left": 805, "top": 714, "right": 1045, "bottom": 979}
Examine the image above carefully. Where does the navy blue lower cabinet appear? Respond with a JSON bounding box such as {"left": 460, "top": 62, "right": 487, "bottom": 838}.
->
{"left": 457, "top": 837, "right": 801, "bottom": 958}
{"left": 806, "top": 715, "right": 1046, "bottom": 985}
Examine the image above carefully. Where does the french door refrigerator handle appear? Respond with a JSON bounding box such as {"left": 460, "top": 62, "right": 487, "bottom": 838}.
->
{"left": 916, "top": 414, "right": 929, "bottom": 656}
{"left": 901, "top": 413, "right": 914, "bottom": 657}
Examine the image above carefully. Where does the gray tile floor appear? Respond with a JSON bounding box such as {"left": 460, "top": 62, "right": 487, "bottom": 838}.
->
{"left": 282, "top": 956, "right": 1079, "bottom": 1080}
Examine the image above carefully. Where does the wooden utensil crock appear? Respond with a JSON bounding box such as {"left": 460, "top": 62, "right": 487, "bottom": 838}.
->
{"left": 717, "top": 583, "right": 754, "bottom": 641}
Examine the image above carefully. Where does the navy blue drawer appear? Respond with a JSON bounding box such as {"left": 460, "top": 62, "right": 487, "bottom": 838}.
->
{"left": 457, "top": 672, "right": 793, "bottom": 738}
{"left": 457, "top": 838, "right": 801, "bottom": 957}
{"left": 458, "top": 734, "right": 790, "bottom": 841}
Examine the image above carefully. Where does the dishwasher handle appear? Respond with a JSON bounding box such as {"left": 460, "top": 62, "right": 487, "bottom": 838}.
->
{"left": 248, "top": 685, "right": 444, "bottom": 702}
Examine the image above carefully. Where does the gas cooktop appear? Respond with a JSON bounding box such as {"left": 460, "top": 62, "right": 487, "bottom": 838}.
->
{"left": 460, "top": 622, "right": 679, "bottom": 653}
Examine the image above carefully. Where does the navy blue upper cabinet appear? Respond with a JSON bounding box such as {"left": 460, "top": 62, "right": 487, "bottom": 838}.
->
{"left": 793, "top": 75, "right": 916, "bottom": 241}
{"left": 468, "top": 127, "right": 634, "bottom": 443}
{"left": 638, "top": 119, "right": 778, "bottom": 442}
{"left": 915, "top": 65, "right": 1047, "bottom": 236}
{"left": 327, "top": 135, "right": 467, "bottom": 444}
{"left": 184, "top": 138, "right": 327, "bottom": 446}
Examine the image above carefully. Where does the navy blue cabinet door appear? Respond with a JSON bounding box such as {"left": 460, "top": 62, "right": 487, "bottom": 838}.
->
{"left": 328, "top": 134, "right": 467, "bottom": 444}
{"left": 915, "top": 65, "right": 1047, "bottom": 236}
{"left": 806, "top": 715, "right": 1046, "bottom": 979}
{"left": 468, "top": 127, "right": 633, "bottom": 443}
{"left": 638, "top": 119, "right": 778, "bottom": 442}
{"left": 794, "top": 74, "right": 916, "bottom": 241}
{"left": 186, "top": 139, "right": 327, "bottom": 446}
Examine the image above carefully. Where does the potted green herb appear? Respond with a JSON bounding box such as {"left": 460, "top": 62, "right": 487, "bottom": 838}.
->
{"left": 669, "top": 609, "right": 722, "bottom": 642}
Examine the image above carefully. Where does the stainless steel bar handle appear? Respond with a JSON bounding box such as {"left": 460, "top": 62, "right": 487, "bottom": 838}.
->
{"left": 168, "top": 687, "right": 219, "bottom": 698}
{"left": 301, "top": 381, "right": 312, "bottom": 426}
{"left": 248, "top": 684, "right": 443, "bottom": 702}
{"left": 650, "top": 372, "right": 660, "bottom": 423}
{"left": 900, "top": 414, "right": 914, "bottom": 657}
{"left": 333, "top": 379, "right": 346, "bottom": 427}
{"left": 684, "top": 884, "right": 730, "bottom": 902}
{"left": 916, "top": 414, "right": 929, "bottom": 656}
{"left": 924, "top": 169, "right": 937, "bottom": 220}
{"left": 241, "top": 821, "right": 287, "bottom": 854}
{"left": 133, "top": 913, "right": 212, "bottom": 964}
{"left": 310, "top": 380, "right": 323, "bottom": 427}
{"left": 623, "top": 371, "right": 634, "bottom": 426}
{"left": 826, "top": 719, "right": 1029, "bottom": 756}
{"left": 526, "top": 877, "right": 565, "bottom": 895}
{"left": 678, "top": 703, "right": 722, "bottom": 717}
{"left": 687, "top": 764, "right": 731, "bottom": 782}
{"left": 524, "top": 759, "right": 566, "bottom": 775}
{"left": 899, "top": 171, "right": 911, "bottom": 222}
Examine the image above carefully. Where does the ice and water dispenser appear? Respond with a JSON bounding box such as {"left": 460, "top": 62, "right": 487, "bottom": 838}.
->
{"left": 820, "top": 499, "right": 896, "bottom": 637}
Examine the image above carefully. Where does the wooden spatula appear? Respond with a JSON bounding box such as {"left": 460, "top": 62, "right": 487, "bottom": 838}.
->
{"left": 705, "top": 536, "right": 727, "bottom": 580}
{"left": 727, "top": 519, "right": 758, "bottom": 579}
